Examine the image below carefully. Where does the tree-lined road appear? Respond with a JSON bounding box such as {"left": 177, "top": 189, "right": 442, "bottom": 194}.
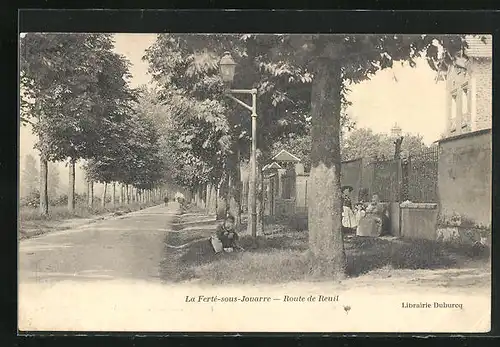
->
{"left": 19, "top": 203, "right": 179, "bottom": 283}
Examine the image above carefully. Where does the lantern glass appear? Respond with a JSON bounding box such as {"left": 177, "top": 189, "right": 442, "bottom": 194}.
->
{"left": 219, "top": 52, "right": 236, "bottom": 84}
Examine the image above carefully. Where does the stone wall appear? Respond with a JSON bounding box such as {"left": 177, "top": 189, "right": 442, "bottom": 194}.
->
{"left": 437, "top": 129, "right": 491, "bottom": 228}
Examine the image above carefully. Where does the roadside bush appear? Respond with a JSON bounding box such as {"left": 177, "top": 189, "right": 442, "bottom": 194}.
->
{"left": 20, "top": 190, "right": 40, "bottom": 208}
{"left": 50, "top": 193, "right": 88, "bottom": 207}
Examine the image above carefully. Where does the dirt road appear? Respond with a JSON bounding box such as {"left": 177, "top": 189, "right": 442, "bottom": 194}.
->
{"left": 18, "top": 203, "right": 490, "bottom": 333}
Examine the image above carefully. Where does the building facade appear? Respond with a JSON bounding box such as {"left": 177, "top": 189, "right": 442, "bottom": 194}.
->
{"left": 438, "top": 35, "right": 492, "bottom": 228}
{"left": 445, "top": 36, "right": 492, "bottom": 137}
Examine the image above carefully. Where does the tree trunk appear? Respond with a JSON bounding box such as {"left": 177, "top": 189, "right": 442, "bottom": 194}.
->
{"left": 215, "top": 187, "right": 219, "bottom": 217}
{"left": 227, "top": 149, "right": 242, "bottom": 226}
{"left": 126, "top": 185, "right": 130, "bottom": 204}
{"left": 308, "top": 58, "right": 346, "bottom": 276}
{"left": 85, "top": 177, "right": 90, "bottom": 202}
{"left": 101, "top": 182, "right": 107, "bottom": 207}
{"left": 203, "top": 184, "right": 208, "bottom": 211}
{"left": 112, "top": 182, "right": 116, "bottom": 206}
{"left": 119, "top": 184, "right": 123, "bottom": 205}
{"left": 67, "top": 158, "right": 76, "bottom": 211}
{"left": 216, "top": 176, "right": 227, "bottom": 220}
{"left": 226, "top": 173, "right": 233, "bottom": 216}
{"left": 260, "top": 165, "right": 265, "bottom": 234}
{"left": 206, "top": 184, "right": 212, "bottom": 213}
{"left": 207, "top": 184, "right": 216, "bottom": 215}
{"left": 39, "top": 155, "right": 49, "bottom": 216}
{"left": 89, "top": 181, "right": 94, "bottom": 208}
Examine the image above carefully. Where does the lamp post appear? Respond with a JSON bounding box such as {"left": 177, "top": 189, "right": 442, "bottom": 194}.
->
{"left": 219, "top": 51, "right": 258, "bottom": 238}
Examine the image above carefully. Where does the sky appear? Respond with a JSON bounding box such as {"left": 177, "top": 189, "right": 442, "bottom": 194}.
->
{"left": 19, "top": 33, "right": 447, "bottom": 194}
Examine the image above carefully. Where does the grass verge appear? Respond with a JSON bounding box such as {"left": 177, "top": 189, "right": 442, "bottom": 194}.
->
{"left": 159, "top": 208, "right": 490, "bottom": 285}
{"left": 18, "top": 201, "right": 161, "bottom": 240}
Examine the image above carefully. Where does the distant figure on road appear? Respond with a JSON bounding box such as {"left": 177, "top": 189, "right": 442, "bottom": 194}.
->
{"left": 211, "top": 215, "right": 244, "bottom": 253}
{"left": 164, "top": 196, "right": 169, "bottom": 206}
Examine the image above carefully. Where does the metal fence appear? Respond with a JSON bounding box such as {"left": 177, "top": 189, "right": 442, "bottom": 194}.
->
{"left": 404, "top": 147, "right": 439, "bottom": 203}
{"left": 371, "top": 158, "right": 401, "bottom": 202}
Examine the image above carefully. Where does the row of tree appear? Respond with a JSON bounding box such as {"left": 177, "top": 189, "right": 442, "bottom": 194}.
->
{"left": 142, "top": 33, "right": 471, "bottom": 276}
{"left": 20, "top": 33, "right": 166, "bottom": 215}
{"left": 21, "top": 154, "right": 60, "bottom": 200}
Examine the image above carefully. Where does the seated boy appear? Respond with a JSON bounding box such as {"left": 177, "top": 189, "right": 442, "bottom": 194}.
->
{"left": 215, "top": 215, "right": 244, "bottom": 252}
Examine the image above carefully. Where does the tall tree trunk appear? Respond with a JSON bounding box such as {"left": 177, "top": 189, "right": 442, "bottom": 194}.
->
{"left": 112, "top": 182, "right": 116, "bottom": 206}
{"left": 260, "top": 165, "right": 265, "bottom": 234}
{"left": 207, "top": 184, "right": 216, "bottom": 215}
{"left": 126, "top": 184, "right": 130, "bottom": 204}
{"left": 86, "top": 178, "right": 90, "bottom": 203}
{"left": 119, "top": 184, "right": 123, "bottom": 205}
{"left": 89, "top": 181, "right": 94, "bottom": 208}
{"left": 39, "top": 155, "right": 49, "bottom": 216}
{"left": 227, "top": 149, "right": 242, "bottom": 226}
{"left": 225, "top": 175, "right": 231, "bottom": 219}
{"left": 101, "top": 182, "right": 107, "bottom": 207}
{"left": 217, "top": 176, "right": 228, "bottom": 220}
{"left": 203, "top": 184, "right": 208, "bottom": 211}
{"left": 309, "top": 58, "right": 346, "bottom": 276}
{"left": 67, "top": 158, "right": 76, "bottom": 211}
{"left": 215, "top": 186, "right": 219, "bottom": 218}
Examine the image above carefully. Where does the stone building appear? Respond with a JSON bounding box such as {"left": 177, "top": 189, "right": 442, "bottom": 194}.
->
{"left": 445, "top": 35, "right": 492, "bottom": 136}
{"left": 437, "top": 35, "right": 492, "bottom": 228}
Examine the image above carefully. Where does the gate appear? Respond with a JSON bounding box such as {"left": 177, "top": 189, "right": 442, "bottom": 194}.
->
{"left": 371, "top": 158, "right": 402, "bottom": 202}
{"left": 404, "top": 147, "right": 439, "bottom": 203}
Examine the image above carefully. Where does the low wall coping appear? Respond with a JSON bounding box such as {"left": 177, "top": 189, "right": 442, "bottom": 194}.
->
{"left": 400, "top": 202, "right": 438, "bottom": 209}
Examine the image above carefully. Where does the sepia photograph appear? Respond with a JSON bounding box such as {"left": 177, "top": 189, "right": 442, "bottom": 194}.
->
{"left": 18, "top": 32, "right": 491, "bottom": 333}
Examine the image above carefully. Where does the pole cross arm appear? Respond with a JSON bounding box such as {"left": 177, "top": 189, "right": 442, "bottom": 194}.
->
{"left": 228, "top": 88, "right": 257, "bottom": 95}
{"left": 224, "top": 93, "right": 253, "bottom": 112}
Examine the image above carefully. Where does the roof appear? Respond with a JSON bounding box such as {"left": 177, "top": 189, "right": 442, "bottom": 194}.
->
{"left": 435, "top": 128, "right": 491, "bottom": 144}
{"left": 464, "top": 35, "right": 492, "bottom": 58}
{"left": 262, "top": 162, "right": 283, "bottom": 171}
{"left": 271, "top": 149, "right": 301, "bottom": 162}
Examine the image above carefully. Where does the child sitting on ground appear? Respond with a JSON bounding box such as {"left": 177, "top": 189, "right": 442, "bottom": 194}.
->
{"left": 211, "top": 215, "right": 244, "bottom": 253}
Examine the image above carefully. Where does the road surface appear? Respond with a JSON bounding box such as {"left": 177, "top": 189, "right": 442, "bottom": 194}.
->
{"left": 19, "top": 203, "right": 179, "bottom": 283}
{"left": 18, "top": 203, "right": 491, "bottom": 333}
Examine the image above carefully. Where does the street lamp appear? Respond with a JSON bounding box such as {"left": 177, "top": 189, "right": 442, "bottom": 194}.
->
{"left": 219, "top": 52, "right": 237, "bottom": 84}
{"left": 219, "top": 51, "right": 259, "bottom": 238}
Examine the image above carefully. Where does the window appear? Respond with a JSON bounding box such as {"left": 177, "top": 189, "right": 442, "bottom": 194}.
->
{"left": 461, "top": 87, "right": 468, "bottom": 114}
{"left": 450, "top": 93, "right": 457, "bottom": 131}
{"left": 461, "top": 85, "right": 470, "bottom": 129}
